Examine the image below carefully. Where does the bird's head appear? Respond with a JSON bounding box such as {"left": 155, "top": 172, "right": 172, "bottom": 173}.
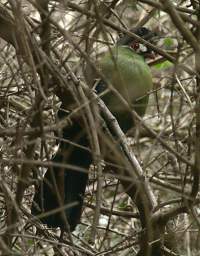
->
{"left": 117, "top": 27, "right": 158, "bottom": 59}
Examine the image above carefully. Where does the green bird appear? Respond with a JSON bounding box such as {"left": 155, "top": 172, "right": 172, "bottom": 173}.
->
{"left": 31, "top": 27, "right": 156, "bottom": 233}
{"left": 85, "top": 27, "right": 156, "bottom": 133}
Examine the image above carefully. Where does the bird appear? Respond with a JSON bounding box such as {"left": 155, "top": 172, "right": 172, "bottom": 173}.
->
{"left": 31, "top": 27, "right": 156, "bottom": 232}
{"left": 85, "top": 27, "right": 156, "bottom": 133}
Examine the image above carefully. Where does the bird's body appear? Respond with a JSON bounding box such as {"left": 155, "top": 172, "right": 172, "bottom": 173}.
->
{"left": 32, "top": 27, "right": 155, "bottom": 232}
{"left": 96, "top": 46, "right": 153, "bottom": 132}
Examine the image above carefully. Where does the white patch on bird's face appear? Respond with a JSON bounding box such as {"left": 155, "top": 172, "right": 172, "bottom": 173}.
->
{"left": 129, "top": 41, "right": 148, "bottom": 54}
{"left": 138, "top": 44, "right": 148, "bottom": 53}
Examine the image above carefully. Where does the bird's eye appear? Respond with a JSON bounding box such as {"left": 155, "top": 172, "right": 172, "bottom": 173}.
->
{"left": 131, "top": 42, "right": 139, "bottom": 50}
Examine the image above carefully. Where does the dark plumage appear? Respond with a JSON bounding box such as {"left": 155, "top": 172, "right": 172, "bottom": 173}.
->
{"left": 32, "top": 110, "right": 92, "bottom": 231}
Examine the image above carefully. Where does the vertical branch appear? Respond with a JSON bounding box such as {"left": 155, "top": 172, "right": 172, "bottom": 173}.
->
{"left": 36, "top": 0, "right": 50, "bottom": 91}
{"left": 192, "top": 3, "right": 200, "bottom": 200}
{"left": 78, "top": 86, "right": 103, "bottom": 244}
{"left": 2, "top": 0, "right": 52, "bottom": 249}
{"left": 2, "top": 1, "right": 35, "bottom": 247}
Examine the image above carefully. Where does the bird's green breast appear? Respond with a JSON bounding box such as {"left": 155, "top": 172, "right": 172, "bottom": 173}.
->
{"left": 98, "top": 46, "right": 153, "bottom": 131}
